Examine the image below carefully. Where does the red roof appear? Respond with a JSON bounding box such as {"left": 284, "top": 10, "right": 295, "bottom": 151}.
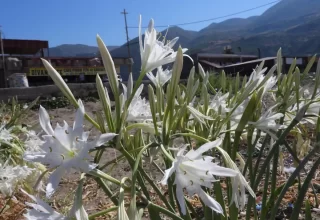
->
{"left": 2, "top": 39, "right": 48, "bottom": 55}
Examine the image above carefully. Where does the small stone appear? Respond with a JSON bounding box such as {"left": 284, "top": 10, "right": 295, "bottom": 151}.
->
{"left": 256, "top": 204, "right": 262, "bottom": 211}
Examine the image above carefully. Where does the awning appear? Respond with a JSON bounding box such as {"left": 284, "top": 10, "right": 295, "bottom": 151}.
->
{"left": 199, "top": 60, "right": 223, "bottom": 69}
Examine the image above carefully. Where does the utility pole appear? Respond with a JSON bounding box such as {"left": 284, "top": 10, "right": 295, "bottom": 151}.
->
{"left": 0, "top": 26, "right": 6, "bottom": 88}
{"left": 238, "top": 46, "right": 242, "bottom": 63}
{"left": 121, "top": 9, "right": 131, "bottom": 58}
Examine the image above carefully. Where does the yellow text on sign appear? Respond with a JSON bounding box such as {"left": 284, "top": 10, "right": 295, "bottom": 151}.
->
{"left": 28, "top": 66, "right": 120, "bottom": 76}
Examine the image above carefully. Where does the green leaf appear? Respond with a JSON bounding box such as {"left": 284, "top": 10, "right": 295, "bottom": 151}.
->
{"left": 73, "top": 174, "right": 89, "bottom": 220}
{"left": 295, "top": 67, "right": 301, "bottom": 105}
{"left": 41, "top": 59, "right": 78, "bottom": 107}
{"left": 312, "top": 58, "right": 320, "bottom": 99}
{"left": 129, "top": 143, "right": 158, "bottom": 218}
{"left": 232, "top": 92, "right": 259, "bottom": 159}
{"left": 127, "top": 73, "right": 133, "bottom": 99}
{"left": 303, "top": 55, "right": 316, "bottom": 77}
{"left": 148, "top": 203, "right": 183, "bottom": 220}
{"left": 290, "top": 156, "right": 320, "bottom": 220}
{"left": 277, "top": 48, "right": 283, "bottom": 83}
{"left": 287, "top": 58, "right": 297, "bottom": 75}
{"left": 95, "top": 111, "right": 106, "bottom": 133}
{"left": 89, "top": 169, "right": 121, "bottom": 185}
{"left": 305, "top": 200, "right": 312, "bottom": 220}
{"left": 148, "top": 85, "right": 159, "bottom": 135}
{"left": 96, "top": 35, "right": 119, "bottom": 96}
{"left": 88, "top": 206, "right": 118, "bottom": 220}
{"left": 118, "top": 177, "right": 130, "bottom": 220}
{"left": 187, "top": 105, "right": 213, "bottom": 125}
{"left": 126, "top": 123, "right": 158, "bottom": 135}
{"left": 186, "top": 67, "right": 195, "bottom": 101}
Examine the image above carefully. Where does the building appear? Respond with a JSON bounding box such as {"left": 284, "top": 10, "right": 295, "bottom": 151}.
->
{"left": 0, "top": 39, "right": 133, "bottom": 88}
{"left": 181, "top": 53, "right": 258, "bottom": 78}
{"left": 222, "top": 57, "right": 277, "bottom": 75}
{"left": 181, "top": 52, "right": 319, "bottom": 78}
{"left": 0, "top": 39, "right": 49, "bottom": 87}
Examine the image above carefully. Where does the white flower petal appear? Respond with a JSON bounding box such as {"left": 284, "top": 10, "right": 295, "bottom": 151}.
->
{"left": 46, "top": 167, "right": 65, "bottom": 198}
{"left": 176, "top": 185, "right": 187, "bottom": 215}
{"left": 186, "top": 139, "right": 222, "bottom": 159}
{"left": 39, "top": 106, "right": 54, "bottom": 135}
{"left": 94, "top": 133, "right": 117, "bottom": 147}
{"left": 199, "top": 189, "right": 223, "bottom": 214}
{"left": 73, "top": 99, "right": 85, "bottom": 130}
{"left": 160, "top": 165, "right": 175, "bottom": 185}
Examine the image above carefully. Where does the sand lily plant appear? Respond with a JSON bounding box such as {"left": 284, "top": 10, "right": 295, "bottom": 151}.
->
{"left": 1, "top": 16, "right": 320, "bottom": 220}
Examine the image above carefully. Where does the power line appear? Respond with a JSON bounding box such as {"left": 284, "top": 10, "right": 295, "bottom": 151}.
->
{"left": 128, "top": 0, "right": 281, "bottom": 28}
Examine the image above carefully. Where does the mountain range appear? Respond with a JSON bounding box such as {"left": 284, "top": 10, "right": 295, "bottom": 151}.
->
{"left": 111, "top": 0, "right": 320, "bottom": 73}
{"left": 49, "top": 0, "right": 320, "bottom": 73}
{"left": 46, "top": 44, "right": 119, "bottom": 57}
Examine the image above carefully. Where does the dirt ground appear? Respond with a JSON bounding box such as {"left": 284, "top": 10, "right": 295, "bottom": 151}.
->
{"left": 2, "top": 100, "right": 320, "bottom": 219}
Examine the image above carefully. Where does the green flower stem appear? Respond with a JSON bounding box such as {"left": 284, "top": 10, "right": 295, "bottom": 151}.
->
{"left": 120, "top": 146, "right": 175, "bottom": 212}
{"left": 269, "top": 142, "right": 320, "bottom": 219}
{"left": 245, "top": 127, "right": 254, "bottom": 181}
{"left": 152, "top": 160, "right": 164, "bottom": 175}
{"left": 259, "top": 164, "right": 270, "bottom": 220}
{"left": 130, "top": 143, "right": 156, "bottom": 216}
{"left": 99, "top": 146, "right": 145, "bottom": 170}
{"left": 248, "top": 109, "right": 306, "bottom": 218}
{"left": 185, "top": 198, "right": 201, "bottom": 220}
{"left": 168, "top": 175, "right": 177, "bottom": 214}
{"left": 160, "top": 144, "right": 174, "bottom": 162}
{"left": 89, "top": 169, "right": 121, "bottom": 186}
{"left": 88, "top": 206, "right": 118, "bottom": 220}
{"left": 252, "top": 135, "right": 269, "bottom": 179}
{"left": 269, "top": 115, "right": 285, "bottom": 214}
{"left": 148, "top": 202, "right": 183, "bottom": 220}
{"left": 214, "top": 181, "right": 227, "bottom": 220}
{"left": 171, "top": 133, "right": 210, "bottom": 145}
{"left": 137, "top": 172, "right": 151, "bottom": 200}
{"left": 84, "top": 113, "right": 101, "bottom": 131}
{"left": 94, "top": 177, "right": 118, "bottom": 205}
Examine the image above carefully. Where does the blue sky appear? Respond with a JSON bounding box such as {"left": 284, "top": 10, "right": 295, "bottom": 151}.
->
{"left": 0, "top": 0, "right": 279, "bottom": 47}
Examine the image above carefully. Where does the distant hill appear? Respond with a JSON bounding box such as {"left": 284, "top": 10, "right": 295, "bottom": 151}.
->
{"left": 49, "top": 0, "right": 320, "bottom": 76}
{"left": 255, "top": 0, "right": 320, "bottom": 23}
{"left": 45, "top": 44, "right": 119, "bottom": 57}
{"left": 110, "top": 0, "right": 320, "bottom": 75}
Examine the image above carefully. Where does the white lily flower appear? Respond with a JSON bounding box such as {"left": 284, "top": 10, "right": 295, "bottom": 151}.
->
{"left": 146, "top": 67, "right": 172, "bottom": 87}
{"left": 246, "top": 68, "right": 267, "bottom": 88}
{"left": 0, "top": 124, "right": 12, "bottom": 142}
{"left": 24, "top": 130, "right": 44, "bottom": 152}
{"left": 122, "top": 84, "right": 152, "bottom": 122}
{"left": 306, "top": 102, "right": 320, "bottom": 115}
{"left": 248, "top": 110, "right": 284, "bottom": 139}
{"left": 139, "top": 15, "right": 188, "bottom": 73}
{"left": 22, "top": 189, "right": 67, "bottom": 220}
{"left": 24, "top": 100, "right": 117, "bottom": 197}
{"left": 210, "top": 92, "right": 229, "bottom": 110}
{"left": 221, "top": 99, "right": 249, "bottom": 130}
{"left": 0, "top": 163, "right": 34, "bottom": 196}
{"left": 22, "top": 188, "right": 88, "bottom": 220}
{"left": 161, "top": 139, "right": 238, "bottom": 215}
{"left": 287, "top": 100, "right": 320, "bottom": 124}
{"left": 263, "top": 75, "right": 277, "bottom": 95}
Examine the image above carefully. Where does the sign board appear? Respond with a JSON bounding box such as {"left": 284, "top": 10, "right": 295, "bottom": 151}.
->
{"left": 285, "top": 58, "right": 303, "bottom": 65}
{"left": 28, "top": 66, "right": 120, "bottom": 76}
